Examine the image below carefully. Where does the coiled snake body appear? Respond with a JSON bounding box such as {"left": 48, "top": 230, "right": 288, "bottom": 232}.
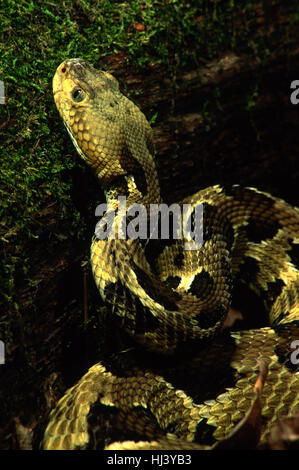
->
{"left": 43, "top": 59, "right": 299, "bottom": 450}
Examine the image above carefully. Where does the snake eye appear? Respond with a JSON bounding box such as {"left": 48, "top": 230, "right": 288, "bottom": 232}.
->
{"left": 72, "top": 88, "right": 85, "bottom": 103}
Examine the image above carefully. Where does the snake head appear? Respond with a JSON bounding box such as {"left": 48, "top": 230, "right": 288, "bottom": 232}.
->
{"left": 53, "top": 58, "right": 119, "bottom": 103}
{"left": 52, "top": 58, "right": 154, "bottom": 190}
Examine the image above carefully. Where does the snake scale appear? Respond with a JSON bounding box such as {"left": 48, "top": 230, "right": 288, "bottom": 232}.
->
{"left": 43, "top": 59, "right": 299, "bottom": 450}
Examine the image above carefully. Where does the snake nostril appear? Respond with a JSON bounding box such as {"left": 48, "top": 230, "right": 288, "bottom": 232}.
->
{"left": 61, "top": 67, "right": 66, "bottom": 73}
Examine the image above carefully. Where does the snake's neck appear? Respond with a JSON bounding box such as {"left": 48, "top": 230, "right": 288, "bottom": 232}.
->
{"left": 100, "top": 172, "right": 161, "bottom": 244}
{"left": 102, "top": 158, "right": 162, "bottom": 213}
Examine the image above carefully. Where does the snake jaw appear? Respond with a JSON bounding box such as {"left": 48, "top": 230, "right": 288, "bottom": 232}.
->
{"left": 53, "top": 59, "right": 123, "bottom": 177}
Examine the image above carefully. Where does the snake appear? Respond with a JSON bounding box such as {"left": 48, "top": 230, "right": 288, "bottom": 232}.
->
{"left": 42, "top": 58, "right": 299, "bottom": 450}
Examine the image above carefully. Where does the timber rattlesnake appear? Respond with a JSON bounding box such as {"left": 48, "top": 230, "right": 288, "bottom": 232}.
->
{"left": 43, "top": 59, "right": 299, "bottom": 450}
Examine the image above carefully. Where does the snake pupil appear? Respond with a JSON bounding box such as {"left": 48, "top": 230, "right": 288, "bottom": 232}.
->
{"left": 72, "top": 88, "right": 85, "bottom": 102}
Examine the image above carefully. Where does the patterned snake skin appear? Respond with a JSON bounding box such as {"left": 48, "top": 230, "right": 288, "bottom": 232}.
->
{"left": 43, "top": 59, "right": 299, "bottom": 450}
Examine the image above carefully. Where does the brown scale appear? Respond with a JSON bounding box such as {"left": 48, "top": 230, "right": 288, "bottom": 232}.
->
{"left": 43, "top": 59, "right": 299, "bottom": 450}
